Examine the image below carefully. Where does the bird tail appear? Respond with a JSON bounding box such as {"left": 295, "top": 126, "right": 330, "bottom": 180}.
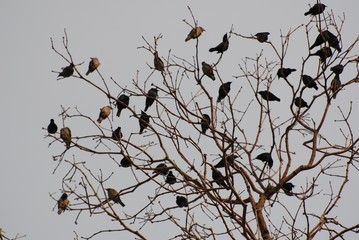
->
{"left": 304, "top": 11, "right": 310, "bottom": 16}
{"left": 185, "top": 36, "right": 191, "bottom": 42}
{"left": 209, "top": 48, "right": 216, "bottom": 52}
{"left": 144, "top": 105, "right": 149, "bottom": 112}
{"left": 85, "top": 70, "right": 90, "bottom": 76}
{"left": 97, "top": 118, "right": 102, "bottom": 124}
{"left": 116, "top": 110, "right": 121, "bottom": 117}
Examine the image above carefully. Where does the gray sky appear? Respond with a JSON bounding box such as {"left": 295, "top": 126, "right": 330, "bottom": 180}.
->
{"left": 0, "top": 1, "right": 358, "bottom": 239}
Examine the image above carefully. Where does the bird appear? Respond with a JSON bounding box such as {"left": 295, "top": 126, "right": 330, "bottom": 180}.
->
{"left": 309, "top": 30, "right": 330, "bottom": 50}
{"left": 106, "top": 188, "right": 125, "bottom": 207}
{"left": 47, "top": 119, "right": 58, "bottom": 134}
{"left": 60, "top": 127, "right": 71, "bottom": 149}
{"left": 86, "top": 57, "right": 100, "bottom": 75}
{"left": 217, "top": 82, "right": 232, "bottom": 102}
{"left": 258, "top": 91, "right": 280, "bottom": 102}
{"left": 166, "top": 171, "right": 176, "bottom": 185}
{"left": 304, "top": 3, "right": 326, "bottom": 16}
{"left": 214, "top": 154, "right": 237, "bottom": 168}
{"left": 326, "top": 31, "right": 341, "bottom": 52}
{"left": 209, "top": 33, "right": 229, "bottom": 53}
{"left": 282, "top": 182, "right": 295, "bottom": 193}
{"left": 97, "top": 106, "right": 112, "bottom": 124}
{"left": 309, "top": 46, "right": 332, "bottom": 62}
{"left": 154, "top": 51, "right": 164, "bottom": 72}
{"left": 294, "top": 97, "right": 309, "bottom": 108}
{"left": 153, "top": 163, "right": 169, "bottom": 176}
{"left": 330, "top": 64, "right": 344, "bottom": 75}
{"left": 254, "top": 152, "right": 273, "bottom": 169}
{"left": 112, "top": 127, "right": 122, "bottom": 141}
{"left": 176, "top": 196, "right": 188, "bottom": 207}
{"left": 57, "top": 193, "right": 70, "bottom": 215}
{"left": 120, "top": 156, "right": 132, "bottom": 168}
{"left": 144, "top": 88, "right": 158, "bottom": 112}
{"left": 185, "top": 26, "right": 205, "bottom": 42}
{"left": 139, "top": 111, "right": 150, "bottom": 134}
{"left": 302, "top": 75, "right": 318, "bottom": 90}
{"left": 254, "top": 32, "right": 270, "bottom": 43}
{"left": 212, "top": 167, "right": 230, "bottom": 190}
{"left": 277, "top": 68, "right": 296, "bottom": 79}
{"left": 58, "top": 63, "right": 74, "bottom": 78}
{"left": 200, "top": 114, "right": 211, "bottom": 134}
{"left": 116, "top": 94, "right": 130, "bottom": 117}
{"left": 330, "top": 74, "right": 341, "bottom": 99}
{"left": 202, "top": 62, "right": 215, "bottom": 80}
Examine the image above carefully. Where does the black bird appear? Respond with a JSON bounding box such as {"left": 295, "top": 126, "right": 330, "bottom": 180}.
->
{"left": 139, "top": 111, "right": 150, "bottom": 134}
{"left": 153, "top": 163, "right": 169, "bottom": 176}
{"left": 47, "top": 119, "right": 58, "bottom": 134}
{"left": 330, "top": 74, "right": 341, "bottom": 99}
{"left": 326, "top": 31, "right": 341, "bottom": 52}
{"left": 120, "top": 156, "right": 132, "bottom": 168}
{"left": 60, "top": 127, "right": 71, "bottom": 149}
{"left": 302, "top": 75, "right": 318, "bottom": 90}
{"left": 212, "top": 167, "right": 230, "bottom": 190}
{"left": 330, "top": 64, "right": 344, "bottom": 75}
{"left": 57, "top": 193, "right": 70, "bottom": 215}
{"left": 309, "top": 46, "right": 332, "bottom": 62}
{"left": 258, "top": 91, "right": 280, "bottom": 102}
{"left": 282, "top": 182, "right": 295, "bottom": 193}
{"left": 154, "top": 51, "right": 164, "bottom": 72}
{"left": 309, "top": 30, "right": 330, "bottom": 50}
{"left": 201, "top": 114, "right": 211, "bottom": 134}
{"left": 209, "top": 33, "right": 229, "bottom": 53}
{"left": 255, "top": 32, "right": 270, "bottom": 43}
{"left": 294, "top": 97, "right": 309, "bottom": 108}
{"left": 58, "top": 63, "right": 74, "bottom": 78}
{"left": 176, "top": 196, "right": 188, "bottom": 207}
{"left": 254, "top": 152, "right": 273, "bottom": 169}
{"left": 116, "top": 94, "right": 130, "bottom": 117}
{"left": 106, "top": 188, "right": 125, "bottom": 207}
{"left": 217, "top": 82, "right": 232, "bottom": 102}
{"left": 214, "top": 154, "right": 237, "bottom": 168}
{"left": 277, "top": 68, "right": 296, "bottom": 79}
{"left": 166, "top": 171, "right": 176, "bottom": 185}
{"left": 304, "top": 3, "right": 326, "bottom": 16}
{"left": 202, "top": 62, "right": 215, "bottom": 80}
{"left": 145, "top": 88, "right": 158, "bottom": 112}
{"left": 112, "top": 127, "right": 122, "bottom": 141}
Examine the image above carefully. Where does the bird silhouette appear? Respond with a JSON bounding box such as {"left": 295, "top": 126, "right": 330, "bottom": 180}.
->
{"left": 58, "top": 63, "right": 74, "bottom": 78}
{"left": 330, "top": 64, "right": 344, "bottom": 75}
{"left": 302, "top": 75, "right": 318, "bottom": 90}
{"left": 217, "top": 82, "right": 232, "bottom": 102}
{"left": 255, "top": 32, "right": 270, "bottom": 43}
{"left": 185, "top": 26, "right": 205, "bottom": 42}
{"left": 60, "top": 127, "right": 71, "bottom": 149}
{"left": 154, "top": 51, "right": 164, "bottom": 72}
{"left": 97, "top": 106, "right": 112, "bottom": 124}
{"left": 212, "top": 167, "right": 230, "bottom": 190}
{"left": 254, "top": 152, "right": 273, "bottom": 169}
{"left": 112, "top": 127, "right": 122, "bottom": 141}
{"left": 214, "top": 154, "right": 237, "bottom": 168}
{"left": 309, "top": 46, "right": 332, "bottom": 62}
{"left": 120, "top": 156, "right": 132, "bottom": 168}
{"left": 304, "top": 3, "right": 326, "bottom": 16}
{"left": 116, "top": 94, "right": 130, "bottom": 117}
{"left": 282, "top": 182, "right": 295, "bottom": 193}
{"left": 145, "top": 88, "right": 158, "bottom": 112}
{"left": 277, "top": 68, "right": 296, "bottom": 79}
{"left": 153, "top": 163, "right": 169, "bottom": 175}
{"left": 166, "top": 171, "right": 176, "bottom": 185}
{"left": 330, "top": 75, "right": 341, "bottom": 99}
{"left": 326, "top": 31, "right": 341, "bottom": 52}
{"left": 86, "top": 57, "right": 100, "bottom": 75}
{"left": 294, "top": 97, "right": 309, "bottom": 108}
{"left": 57, "top": 193, "right": 70, "bottom": 215}
{"left": 200, "top": 114, "right": 211, "bottom": 134}
{"left": 176, "top": 196, "right": 188, "bottom": 207}
{"left": 106, "top": 188, "right": 125, "bottom": 207}
{"left": 258, "top": 91, "right": 280, "bottom": 102}
{"left": 202, "top": 62, "right": 215, "bottom": 80}
{"left": 209, "top": 33, "right": 229, "bottom": 53}
{"left": 309, "top": 30, "right": 330, "bottom": 50}
{"left": 47, "top": 119, "right": 58, "bottom": 134}
{"left": 139, "top": 111, "right": 150, "bottom": 134}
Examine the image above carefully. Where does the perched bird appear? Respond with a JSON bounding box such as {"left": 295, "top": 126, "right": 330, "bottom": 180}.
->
{"left": 255, "top": 32, "right": 270, "bottom": 43}
{"left": 86, "top": 57, "right": 100, "bottom": 75}
{"left": 57, "top": 193, "right": 70, "bottom": 215}
{"left": 277, "top": 68, "right": 296, "bottom": 79}
{"left": 165, "top": 171, "right": 176, "bottom": 185}
{"left": 120, "top": 156, "right": 132, "bottom": 168}
{"left": 97, "top": 106, "right": 112, "bottom": 124}
{"left": 116, "top": 94, "right": 130, "bottom": 117}
{"left": 330, "top": 64, "right": 344, "bottom": 75}
{"left": 47, "top": 119, "right": 58, "bottom": 134}
{"left": 217, "top": 82, "right": 232, "bottom": 102}
{"left": 200, "top": 114, "right": 211, "bottom": 134}
{"left": 144, "top": 88, "right": 158, "bottom": 112}
{"left": 154, "top": 51, "right": 164, "bottom": 72}
{"left": 330, "top": 74, "right": 341, "bottom": 99}
{"left": 58, "top": 63, "right": 74, "bottom": 78}
{"left": 254, "top": 152, "right": 273, "bottom": 169}
{"left": 111, "top": 127, "right": 122, "bottom": 141}
{"left": 139, "top": 111, "right": 150, "bottom": 134}
{"left": 60, "top": 127, "right": 72, "bottom": 149}
{"left": 176, "top": 196, "right": 188, "bottom": 207}
{"left": 212, "top": 167, "right": 230, "bottom": 190}
{"left": 326, "top": 31, "right": 341, "bottom": 52}
{"left": 185, "top": 26, "right": 205, "bottom": 42}
{"left": 214, "top": 154, "right": 237, "bottom": 168}
{"left": 304, "top": 3, "right": 326, "bottom": 16}
{"left": 309, "top": 30, "right": 330, "bottom": 50}
{"left": 309, "top": 46, "right": 332, "bottom": 62}
{"left": 153, "top": 163, "right": 169, "bottom": 176}
{"left": 106, "top": 188, "right": 125, "bottom": 207}
{"left": 258, "top": 91, "right": 280, "bottom": 102}
{"left": 302, "top": 75, "right": 318, "bottom": 90}
{"left": 282, "top": 182, "right": 295, "bottom": 193}
{"left": 202, "top": 62, "right": 215, "bottom": 80}
{"left": 294, "top": 97, "right": 309, "bottom": 108}
{"left": 209, "top": 33, "right": 229, "bottom": 53}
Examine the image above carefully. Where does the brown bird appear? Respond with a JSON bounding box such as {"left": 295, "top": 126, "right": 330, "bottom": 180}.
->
{"left": 60, "top": 127, "right": 71, "bottom": 149}
{"left": 330, "top": 74, "right": 341, "bottom": 99}
{"left": 294, "top": 97, "right": 309, "bottom": 108}
{"left": 139, "top": 111, "right": 150, "bottom": 134}
{"left": 47, "top": 119, "right": 58, "bottom": 134}
{"left": 112, "top": 127, "right": 122, "bottom": 141}
{"left": 309, "top": 46, "right": 332, "bottom": 62}
{"left": 58, "top": 63, "right": 74, "bottom": 78}
{"left": 106, "top": 188, "right": 125, "bottom": 207}
{"left": 154, "top": 51, "right": 164, "bottom": 72}
{"left": 86, "top": 57, "right": 100, "bottom": 75}
{"left": 255, "top": 32, "right": 270, "bottom": 43}
{"left": 209, "top": 33, "right": 229, "bottom": 53}
{"left": 97, "top": 106, "right": 112, "bottom": 124}
{"left": 302, "top": 75, "right": 318, "bottom": 90}
{"left": 277, "top": 68, "right": 296, "bottom": 79}
{"left": 201, "top": 114, "right": 211, "bottom": 134}
{"left": 185, "top": 26, "right": 205, "bottom": 42}
{"left": 258, "top": 90, "right": 280, "bottom": 102}
{"left": 202, "top": 62, "right": 215, "bottom": 80}
{"left": 57, "top": 193, "right": 70, "bottom": 215}
{"left": 120, "top": 156, "right": 132, "bottom": 168}
{"left": 217, "top": 82, "right": 232, "bottom": 102}
{"left": 116, "top": 94, "right": 130, "bottom": 117}
{"left": 176, "top": 196, "right": 188, "bottom": 207}
{"left": 304, "top": 3, "right": 326, "bottom": 16}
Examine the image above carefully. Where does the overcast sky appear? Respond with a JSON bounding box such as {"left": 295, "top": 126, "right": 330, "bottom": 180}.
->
{"left": 0, "top": 1, "right": 358, "bottom": 239}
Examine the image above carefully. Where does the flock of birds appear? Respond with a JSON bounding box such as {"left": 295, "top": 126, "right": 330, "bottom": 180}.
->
{"left": 52, "top": 3, "right": 345, "bottom": 213}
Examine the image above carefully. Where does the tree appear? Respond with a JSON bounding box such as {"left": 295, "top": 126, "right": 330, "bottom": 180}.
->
{"left": 46, "top": 5, "right": 359, "bottom": 240}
